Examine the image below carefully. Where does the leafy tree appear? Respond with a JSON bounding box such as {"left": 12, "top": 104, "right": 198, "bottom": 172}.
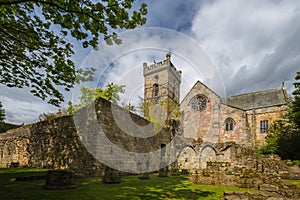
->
{"left": 291, "top": 71, "right": 300, "bottom": 128}
{"left": 258, "top": 72, "right": 300, "bottom": 160}
{"left": 66, "top": 101, "right": 74, "bottom": 116}
{"left": 258, "top": 118, "right": 289, "bottom": 155}
{"left": 94, "top": 83, "right": 125, "bottom": 104}
{"left": 78, "top": 86, "right": 97, "bottom": 106}
{"left": 0, "top": 101, "right": 5, "bottom": 123}
{"left": 39, "top": 109, "right": 64, "bottom": 121}
{"left": 39, "top": 112, "right": 58, "bottom": 121}
{"left": 140, "top": 98, "right": 181, "bottom": 121}
{"left": 0, "top": 0, "right": 147, "bottom": 106}
{"left": 68, "top": 83, "right": 125, "bottom": 114}
{"left": 122, "top": 101, "right": 136, "bottom": 112}
{"left": 139, "top": 98, "right": 181, "bottom": 133}
{"left": 260, "top": 115, "right": 300, "bottom": 160}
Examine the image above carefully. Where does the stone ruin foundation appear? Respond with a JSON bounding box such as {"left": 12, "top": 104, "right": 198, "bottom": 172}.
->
{"left": 190, "top": 143, "right": 300, "bottom": 199}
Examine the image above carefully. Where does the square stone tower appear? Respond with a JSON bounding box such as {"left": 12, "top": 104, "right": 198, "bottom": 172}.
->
{"left": 143, "top": 54, "right": 182, "bottom": 123}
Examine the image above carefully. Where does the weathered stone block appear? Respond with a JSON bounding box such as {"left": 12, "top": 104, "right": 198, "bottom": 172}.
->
{"left": 157, "top": 162, "right": 168, "bottom": 177}
{"left": 259, "top": 184, "right": 278, "bottom": 192}
{"left": 44, "top": 170, "right": 76, "bottom": 190}
{"left": 138, "top": 173, "right": 150, "bottom": 180}
{"left": 102, "top": 167, "right": 121, "bottom": 184}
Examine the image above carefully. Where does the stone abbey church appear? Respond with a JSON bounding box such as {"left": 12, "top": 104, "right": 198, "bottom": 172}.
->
{"left": 0, "top": 53, "right": 289, "bottom": 174}
{"left": 143, "top": 54, "right": 288, "bottom": 168}
{"left": 144, "top": 54, "right": 288, "bottom": 147}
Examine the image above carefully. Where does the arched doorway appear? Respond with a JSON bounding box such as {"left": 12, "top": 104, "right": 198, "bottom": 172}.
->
{"left": 177, "top": 145, "right": 198, "bottom": 170}
{"left": 199, "top": 143, "right": 216, "bottom": 169}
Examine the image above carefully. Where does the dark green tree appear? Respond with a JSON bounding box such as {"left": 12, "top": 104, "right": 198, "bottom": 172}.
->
{"left": 291, "top": 71, "right": 300, "bottom": 128}
{"left": 258, "top": 72, "right": 300, "bottom": 160}
{"left": 0, "top": 101, "right": 5, "bottom": 122}
{"left": 0, "top": 0, "right": 147, "bottom": 106}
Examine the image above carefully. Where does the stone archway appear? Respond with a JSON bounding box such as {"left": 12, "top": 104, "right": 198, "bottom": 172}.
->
{"left": 177, "top": 145, "right": 198, "bottom": 170}
{"left": 199, "top": 143, "right": 216, "bottom": 169}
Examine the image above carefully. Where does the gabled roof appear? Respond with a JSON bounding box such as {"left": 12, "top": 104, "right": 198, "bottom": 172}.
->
{"left": 222, "top": 86, "right": 289, "bottom": 110}
{"left": 180, "top": 80, "right": 221, "bottom": 104}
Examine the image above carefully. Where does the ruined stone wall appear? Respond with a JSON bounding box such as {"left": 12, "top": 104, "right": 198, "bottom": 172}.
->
{"left": 0, "top": 116, "right": 103, "bottom": 177}
{"left": 75, "top": 98, "right": 173, "bottom": 173}
{"left": 190, "top": 161, "right": 282, "bottom": 189}
{"left": 0, "top": 97, "right": 173, "bottom": 176}
{"left": 190, "top": 145, "right": 291, "bottom": 190}
{"left": 214, "top": 142, "right": 258, "bottom": 167}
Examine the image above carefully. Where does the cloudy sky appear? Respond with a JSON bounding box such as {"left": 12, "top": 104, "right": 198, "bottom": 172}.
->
{"left": 1, "top": 0, "right": 300, "bottom": 124}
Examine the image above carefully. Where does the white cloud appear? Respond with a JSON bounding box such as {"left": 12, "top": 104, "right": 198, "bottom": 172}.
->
{"left": 75, "top": 28, "right": 225, "bottom": 111}
{"left": 0, "top": 90, "right": 57, "bottom": 124}
{"left": 191, "top": 0, "right": 300, "bottom": 95}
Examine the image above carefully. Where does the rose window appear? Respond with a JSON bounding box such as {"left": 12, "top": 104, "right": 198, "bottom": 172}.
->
{"left": 189, "top": 95, "right": 207, "bottom": 111}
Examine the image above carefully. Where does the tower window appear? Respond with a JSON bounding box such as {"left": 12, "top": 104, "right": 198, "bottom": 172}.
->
{"left": 225, "top": 118, "right": 235, "bottom": 131}
{"left": 153, "top": 84, "right": 159, "bottom": 97}
{"left": 260, "top": 120, "right": 268, "bottom": 133}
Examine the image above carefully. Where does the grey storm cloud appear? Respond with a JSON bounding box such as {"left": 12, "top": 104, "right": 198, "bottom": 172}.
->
{"left": 145, "top": 0, "right": 205, "bottom": 31}
{"left": 191, "top": 0, "right": 300, "bottom": 96}
{"left": 228, "top": 9, "right": 300, "bottom": 95}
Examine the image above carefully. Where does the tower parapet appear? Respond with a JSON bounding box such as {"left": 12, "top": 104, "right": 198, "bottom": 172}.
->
{"left": 143, "top": 54, "right": 182, "bottom": 82}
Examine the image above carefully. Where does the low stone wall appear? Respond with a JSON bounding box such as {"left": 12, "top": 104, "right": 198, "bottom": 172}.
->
{"left": 190, "top": 153, "right": 290, "bottom": 187}
{"left": 224, "top": 182, "right": 300, "bottom": 200}
{"left": 190, "top": 162, "right": 281, "bottom": 189}
{"left": 190, "top": 154, "right": 299, "bottom": 199}
{"left": 257, "top": 154, "right": 290, "bottom": 175}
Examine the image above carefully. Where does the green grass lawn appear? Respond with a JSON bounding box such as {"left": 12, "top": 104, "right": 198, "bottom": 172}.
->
{"left": 0, "top": 168, "right": 256, "bottom": 200}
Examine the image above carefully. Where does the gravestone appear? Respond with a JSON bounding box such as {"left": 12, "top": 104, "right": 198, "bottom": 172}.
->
{"left": 158, "top": 162, "right": 168, "bottom": 177}
{"left": 138, "top": 173, "right": 150, "bottom": 180}
{"left": 9, "top": 162, "right": 19, "bottom": 168}
{"left": 102, "top": 166, "right": 121, "bottom": 184}
{"left": 171, "top": 160, "right": 179, "bottom": 176}
{"left": 138, "top": 161, "right": 150, "bottom": 180}
{"left": 44, "top": 170, "right": 76, "bottom": 190}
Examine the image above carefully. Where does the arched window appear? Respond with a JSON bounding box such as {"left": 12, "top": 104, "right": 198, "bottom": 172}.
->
{"left": 153, "top": 84, "right": 159, "bottom": 97}
{"left": 225, "top": 118, "right": 235, "bottom": 131}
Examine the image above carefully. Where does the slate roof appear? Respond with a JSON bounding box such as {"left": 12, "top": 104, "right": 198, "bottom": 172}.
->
{"left": 222, "top": 86, "right": 289, "bottom": 110}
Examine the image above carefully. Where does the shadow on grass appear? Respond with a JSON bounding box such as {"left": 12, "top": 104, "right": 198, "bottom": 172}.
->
{"left": 0, "top": 168, "right": 216, "bottom": 200}
{"left": 102, "top": 175, "right": 215, "bottom": 200}
{"left": 117, "top": 187, "right": 213, "bottom": 200}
